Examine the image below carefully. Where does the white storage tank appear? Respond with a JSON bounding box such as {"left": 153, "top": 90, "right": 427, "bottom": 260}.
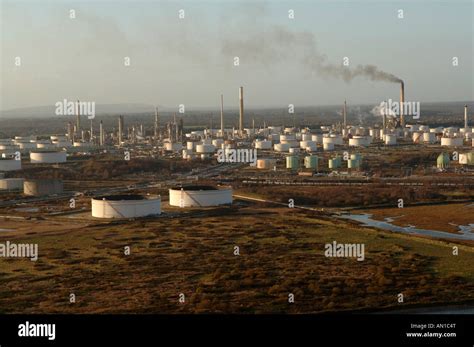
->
{"left": 0, "top": 158, "right": 22, "bottom": 171}
{"left": 30, "top": 150, "right": 67, "bottom": 164}
{"left": 300, "top": 140, "right": 316, "bottom": 149}
{"left": 274, "top": 143, "right": 290, "bottom": 152}
{"left": 92, "top": 194, "right": 161, "bottom": 218}
{"left": 349, "top": 136, "right": 368, "bottom": 147}
{"left": 311, "top": 134, "right": 323, "bottom": 144}
{"left": 0, "top": 178, "right": 24, "bottom": 190}
{"left": 423, "top": 132, "right": 436, "bottom": 144}
{"left": 256, "top": 159, "right": 276, "bottom": 170}
{"left": 212, "top": 139, "right": 224, "bottom": 147}
{"left": 169, "top": 185, "right": 232, "bottom": 207}
{"left": 23, "top": 179, "right": 63, "bottom": 196}
{"left": 165, "top": 142, "right": 183, "bottom": 152}
{"left": 323, "top": 142, "right": 335, "bottom": 151}
{"left": 441, "top": 137, "right": 463, "bottom": 147}
{"left": 195, "top": 144, "right": 215, "bottom": 154}
{"left": 385, "top": 134, "right": 397, "bottom": 145}
{"left": 255, "top": 140, "right": 272, "bottom": 150}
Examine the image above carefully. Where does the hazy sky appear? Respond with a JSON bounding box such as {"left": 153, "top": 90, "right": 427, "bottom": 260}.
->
{"left": 1, "top": 0, "right": 473, "bottom": 111}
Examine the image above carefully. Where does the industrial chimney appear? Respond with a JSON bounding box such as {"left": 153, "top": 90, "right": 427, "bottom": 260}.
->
{"left": 400, "top": 81, "right": 405, "bottom": 127}
{"left": 76, "top": 100, "right": 81, "bottom": 133}
{"left": 239, "top": 86, "right": 244, "bottom": 137}
{"left": 154, "top": 107, "right": 159, "bottom": 141}
{"left": 99, "top": 120, "right": 104, "bottom": 146}
{"left": 118, "top": 115, "right": 124, "bottom": 146}
{"left": 464, "top": 105, "right": 468, "bottom": 129}
{"left": 220, "top": 94, "right": 224, "bottom": 138}
{"left": 343, "top": 99, "right": 347, "bottom": 129}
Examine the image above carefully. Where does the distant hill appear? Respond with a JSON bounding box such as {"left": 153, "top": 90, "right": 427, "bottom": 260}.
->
{"left": 0, "top": 103, "right": 168, "bottom": 118}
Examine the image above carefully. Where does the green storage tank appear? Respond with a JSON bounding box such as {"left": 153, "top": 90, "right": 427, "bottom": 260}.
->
{"left": 436, "top": 152, "right": 450, "bottom": 169}
{"left": 286, "top": 155, "right": 299, "bottom": 170}
{"left": 328, "top": 157, "right": 341, "bottom": 169}
{"left": 304, "top": 155, "right": 318, "bottom": 170}
{"left": 347, "top": 159, "right": 359, "bottom": 169}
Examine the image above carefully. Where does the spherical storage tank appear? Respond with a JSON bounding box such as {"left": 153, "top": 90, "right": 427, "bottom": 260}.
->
{"left": 0, "top": 158, "right": 21, "bottom": 171}
{"left": 24, "top": 179, "right": 63, "bottom": 196}
{"left": 30, "top": 150, "right": 66, "bottom": 164}
{"left": 92, "top": 194, "right": 161, "bottom": 218}
{"left": 169, "top": 185, "right": 232, "bottom": 207}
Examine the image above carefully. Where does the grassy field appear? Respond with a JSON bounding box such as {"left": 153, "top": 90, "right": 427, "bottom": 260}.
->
{"left": 361, "top": 203, "right": 474, "bottom": 233}
{"left": 0, "top": 206, "right": 473, "bottom": 313}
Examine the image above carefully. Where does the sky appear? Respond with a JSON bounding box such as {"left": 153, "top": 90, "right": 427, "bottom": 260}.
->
{"left": 0, "top": 0, "right": 473, "bottom": 112}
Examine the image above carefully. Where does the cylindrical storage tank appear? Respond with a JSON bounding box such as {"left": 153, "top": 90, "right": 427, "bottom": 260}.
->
{"left": 255, "top": 140, "right": 272, "bottom": 149}
{"left": 195, "top": 144, "right": 215, "bottom": 154}
{"left": 412, "top": 132, "right": 423, "bottom": 143}
{"left": 50, "top": 135, "right": 68, "bottom": 142}
{"left": 347, "top": 159, "right": 359, "bottom": 169}
{"left": 187, "top": 141, "right": 196, "bottom": 151}
{"left": 301, "top": 134, "right": 311, "bottom": 141}
{"left": 437, "top": 153, "right": 450, "bottom": 169}
{"left": 289, "top": 147, "right": 300, "bottom": 154}
{"left": 369, "top": 129, "right": 377, "bottom": 139}
{"left": 328, "top": 157, "right": 341, "bottom": 169}
{"left": 441, "top": 137, "right": 463, "bottom": 147}
{"left": 286, "top": 155, "right": 299, "bottom": 170}
{"left": 256, "top": 158, "right": 276, "bottom": 170}
{"left": 169, "top": 185, "right": 232, "bottom": 207}
{"left": 423, "top": 132, "right": 436, "bottom": 144}
{"left": 30, "top": 150, "right": 67, "bottom": 164}
{"left": 91, "top": 194, "right": 161, "bottom": 218}
{"left": 385, "top": 134, "right": 397, "bottom": 145}
{"left": 0, "top": 178, "right": 24, "bottom": 190}
{"left": 0, "top": 158, "right": 21, "bottom": 171}
{"left": 53, "top": 141, "right": 72, "bottom": 148}
{"left": 274, "top": 143, "right": 290, "bottom": 152}
{"left": 182, "top": 149, "right": 192, "bottom": 159}
{"left": 323, "top": 142, "right": 335, "bottom": 151}
{"left": 348, "top": 136, "right": 368, "bottom": 147}
{"left": 304, "top": 155, "right": 318, "bottom": 170}
{"left": 350, "top": 153, "right": 362, "bottom": 165}
{"left": 165, "top": 142, "right": 183, "bottom": 151}
{"left": 280, "top": 134, "right": 296, "bottom": 142}
{"left": 36, "top": 143, "right": 53, "bottom": 149}
{"left": 17, "top": 142, "right": 36, "bottom": 150}
{"left": 23, "top": 179, "right": 63, "bottom": 196}
{"left": 300, "top": 140, "right": 316, "bottom": 149}
{"left": 311, "top": 134, "right": 323, "bottom": 144}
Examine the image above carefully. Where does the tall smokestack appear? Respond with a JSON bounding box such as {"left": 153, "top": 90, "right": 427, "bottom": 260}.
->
{"left": 154, "top": 107, "right": 159, "bottom": 141}
{"left": 343, "top": 99, "right": 347, "bottom": 129}
{"left": 118, "top": 115, "right": 123, "bottom": 146}
{"left": 239, "top": 86, "right": 244, "bottom": 137}
{"left": 464, "top": 105, "right": 468, "bottom": 129}
{"left": 220, "top": 94, "right": 224, "bottom": 137}
{"left": 99, "top": 120, "right": 104, "bottom": 146}
{"left": 76, "top": 100, "right": 81, "bottom": 133}
{"left": 400, "top": 81, "right": 405, "bottom": 127}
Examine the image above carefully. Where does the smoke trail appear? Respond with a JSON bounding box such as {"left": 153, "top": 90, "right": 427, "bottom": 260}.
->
{"left": 221, "top": 25, "right": 402, "bottom": 84}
